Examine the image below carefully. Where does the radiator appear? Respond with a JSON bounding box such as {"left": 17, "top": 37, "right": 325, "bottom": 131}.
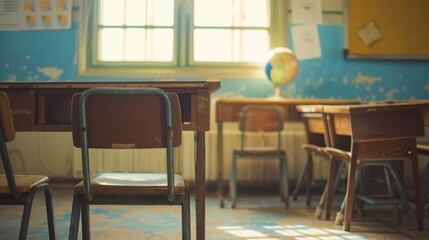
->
{"left": 72, "top": 122, "right": 332, "bottom": 181}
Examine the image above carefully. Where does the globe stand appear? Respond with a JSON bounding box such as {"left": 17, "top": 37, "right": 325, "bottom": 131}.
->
{"left": 270, "top": 86, "right": 286, "bottom": 99}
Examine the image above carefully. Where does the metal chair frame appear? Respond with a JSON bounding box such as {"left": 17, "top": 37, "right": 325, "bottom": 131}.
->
{"left": 68, "top": 87, "right": 190, "bottom": 240}
{"left": 0, "top": 92, "right": 56, "bottom": 240}
{"left": 229, "top": 105, "right": 289, "bottom": 208}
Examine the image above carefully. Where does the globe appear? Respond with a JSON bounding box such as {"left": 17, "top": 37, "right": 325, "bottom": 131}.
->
{"left": 265, "top": 47, "right": 299, "bottom": 87}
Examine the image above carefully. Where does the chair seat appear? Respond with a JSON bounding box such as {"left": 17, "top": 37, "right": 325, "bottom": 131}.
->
{"left": 325, "top": 147, "right": 351, "bottom": 161}
{"left": 233, "top": 147, "right": 284, "bottom": 156}
{"left": 0, "top": 174, "right": 49, "bottom": 193}
{"left": 75, "top": 172, "right": 186, "bottom": 196}
{"left": 302, "top": 143, "right": 329, "bottom": 157}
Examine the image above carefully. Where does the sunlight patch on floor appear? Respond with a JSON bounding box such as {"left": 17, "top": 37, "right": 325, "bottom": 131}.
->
{"left": 217, "top": 224, "right": 370, "bottom": 239}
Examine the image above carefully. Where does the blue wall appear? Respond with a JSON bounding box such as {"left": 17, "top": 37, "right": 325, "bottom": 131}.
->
{"left": 1, "top": 24, "right": 428, "bottom": 101}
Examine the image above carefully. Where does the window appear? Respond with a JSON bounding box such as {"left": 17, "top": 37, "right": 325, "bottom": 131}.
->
{"left": 79, "top": 0, "right": 287, "bottom": 79}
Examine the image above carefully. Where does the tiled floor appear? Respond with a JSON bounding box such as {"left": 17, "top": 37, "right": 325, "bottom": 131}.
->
{"left": 1, "top": 182, "right": 428, "bottom": 239}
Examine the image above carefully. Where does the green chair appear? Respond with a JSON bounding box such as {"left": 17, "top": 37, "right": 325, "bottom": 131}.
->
{"left": 230, "top": 105, "right": 289, "bottom": 208}
{"left": 68, "top": 87, "right": 190, "bottom": 240}
{"left": 0, "top": 91, "right": 56, "bottom": 240}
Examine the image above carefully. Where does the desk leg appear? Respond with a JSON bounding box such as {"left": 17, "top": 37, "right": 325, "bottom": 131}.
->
{"left": 343, "top": 142, "right": 358, "bottom": 231}
{"left": 410, "top": 142, "right": 424, "bottom": 231}
{"left": 195, "top": 131, "right": 206, "bottom": 240}
{"left": 217, "top": 123, "right": 224, "bottom": 208}
{"left": 324, "top": 155, "right": 337, "bottom": 220}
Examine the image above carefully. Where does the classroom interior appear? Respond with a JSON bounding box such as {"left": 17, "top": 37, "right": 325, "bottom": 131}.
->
{"left": 1, "top": 0, "right": 429, "bottom": 239}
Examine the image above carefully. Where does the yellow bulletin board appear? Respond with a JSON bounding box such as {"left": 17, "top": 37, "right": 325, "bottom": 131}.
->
{"left": 344, "top": 0, "right": 429, "bottom": 59}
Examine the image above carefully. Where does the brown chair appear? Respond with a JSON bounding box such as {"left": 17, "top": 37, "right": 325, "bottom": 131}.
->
{"left": 0, "top": 91, "right": 56, "bottom": 240}
{"left": 291, "top": 112, "right": 330, "bottom": 206}
{"left": 68, "top": 87, "right": 190, "bottom": 240}
{"left": 229, "top": 105, "right": 289, "bottom": 208}
{"left": 322, "top": 104, "right": 424, "bottom": 231}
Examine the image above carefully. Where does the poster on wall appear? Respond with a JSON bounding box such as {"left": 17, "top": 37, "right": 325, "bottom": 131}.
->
{"left": 0, "top": 0, "right": 72, "bottom": 31}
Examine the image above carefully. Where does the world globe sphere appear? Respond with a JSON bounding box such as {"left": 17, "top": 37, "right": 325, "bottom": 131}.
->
{"left": 265, "top": 47, "right": 299, "bottom": 87}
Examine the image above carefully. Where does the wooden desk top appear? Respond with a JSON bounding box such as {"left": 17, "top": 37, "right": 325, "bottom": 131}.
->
{"left": 0, "top": 81, "right": 220, "bottom": 92}
{"left": 216, "top": 98, "right": 360, "bottom": 123}
{"left": 217, "top": 98, "right": 360, "bottom": 105}
{"left": 0, "top": 81, "right": 220, "bottom": 132}
{"left": 297, "top": 101, "right": 429, "bottom": 142}
{"left": 322, "top": 100, "right": 429, "bottom": 114}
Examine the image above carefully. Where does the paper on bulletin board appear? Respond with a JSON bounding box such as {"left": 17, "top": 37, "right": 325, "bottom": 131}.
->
{"left": 0, "top": 0, "right": 72, "bottom": 31}
{"left": 22, "top": 0, "right": 72, "bottom": 30}
{"left": 291, "top": 0, "right": 322, "bottom": 24}
{"left": 0, "top": 0, "right": 22, "bottom": 30}
{"left": 291, "top": 24, "right": 322, "bottom": 60}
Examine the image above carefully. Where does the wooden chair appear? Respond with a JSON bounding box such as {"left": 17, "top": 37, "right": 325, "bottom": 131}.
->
{"left": 291, "top": 112, "right": 330, "bottom": 207}
{"left": 0, "top": 91, "right": 56, "bottom": 240}
{"left": 321, "top": 103, "right": 425, "bottom": 231}
{"left": 292, "top": 109, "right": 348, "bottom": 220}
{"left": 68, "top": 88, "right": 190, "bottom": 240}
{"left": 229, "top": 105, "right": 289, "bottom": 208}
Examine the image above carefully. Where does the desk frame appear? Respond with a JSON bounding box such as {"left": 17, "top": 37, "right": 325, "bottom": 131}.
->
{"left": 299, "top": 102, "right": 428, "bottom": 232}
{"left": 215, "top": 98, "right": 360, "bottom": 207}
{"left": 0, "top": 81, "right": 220, "bottom": 240}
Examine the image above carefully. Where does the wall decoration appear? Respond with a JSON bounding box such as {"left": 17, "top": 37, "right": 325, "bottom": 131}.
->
{"left": 0, "top": 0, "right": 71, "bottom": 31}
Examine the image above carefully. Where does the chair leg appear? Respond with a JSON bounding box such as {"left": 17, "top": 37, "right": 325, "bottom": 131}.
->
{"left": 19, "top": 190, "right": 37, "bottom": 240}
{"left": 335, "top": 167, "right": 362, "bottom": 226}
{"left": 409, "top": 148, "right": 424, "bottom": 231}
{"left": 324, "top": 155, "right": 338, "bottom": 220}
{"left": 342, "top": 145, "right": 359, "bottom": 231}
{"left": 306, "top": 154, "right": 313, "bottom": 207}
{"left": 44, "top": 187, "right": 56, "bottom": 239}
{"left": 385, "top": 163, "right": 411, "bottom": 210}
{"left": 422, "top": 161, "right": 429, "bottom": 207}
{"left": 315, "top": 160, "right": 346, "bottom": 219}
{"left": 230, "top": 153, "right": 238, "bottom": 208}
{"left": 292, "top": 156, "right": 308, "bottom": 201}
{"left": 280, "top": 153, "right": 289, "bottom": 209}
{"left": 81, "top": 204, "right": 91, "bottom": 240}
{"left": 292, "top": 154, "right": 309, "bottom": 201}
{"left": 182, "top": 184, "right": 191, "bottom": 240}
{"left": 68, "top": 193, "right": 81, "bottom": 240}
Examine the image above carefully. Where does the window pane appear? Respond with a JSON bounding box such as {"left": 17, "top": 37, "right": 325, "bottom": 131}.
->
{"left": 194, "top": 29, "right": 269, "bottom": 62}
{"left": 233, "top": 30, "right": 269, "bottom": 62}
{"left": 194, "top": 0, "right": 269, "bottom": 27}
{"left": 100, "top": 0, "right": 125, "bottom": 26}
{"left": 151, "top": 0, "right": 174, "bottom": 26}
{"left": 99, "top": 28, "right": 174, "bottom": 62}
{"left": 123, "top": 29, "right": 174, "bottom": 61}
{"left": 194, "top": 0, "right": 233, "bottom": 26}
{"left": 124, "top": 29, "right": 146, "bottom": 61}
{"left": 125, "top": 0, "right": 174, "bottom": 26}
{"left": 149, "top": 29, "right": 174, "bottom": 61}
{"left": 125, "top": 0, "right": 146, "bottom": 26}
{"left": 99, "top": 28, "right": 124, "bottom": 61}
{"left": 194, "top": 29, "right": 232, "bottom": 62}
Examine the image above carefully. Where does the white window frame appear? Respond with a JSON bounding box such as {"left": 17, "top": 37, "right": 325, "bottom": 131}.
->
{"left": 78, "top": 0, "right": 288, "bottom": 79}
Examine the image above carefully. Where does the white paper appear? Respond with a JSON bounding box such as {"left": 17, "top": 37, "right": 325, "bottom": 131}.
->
{"left": 0, "top": 0, "right": 22, "bottom": 30}
{"left": 357, "top": 21, "right": 381, "bottom": 46}
{"left": 291, "top": 24, "right": 322, "bottom": 60}
{"left": 291, "top": 0, "right": 322, "bottom": 24}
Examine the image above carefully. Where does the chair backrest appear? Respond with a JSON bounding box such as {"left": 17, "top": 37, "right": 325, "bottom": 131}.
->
{"left": 238, "top": 105, "right": 283, "bottom": 150}
{"left": 71, "top": 87, "right": 182, "bottom": 200}
{"left": 0, "top": 91, "right": 21, "bottom": 198}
